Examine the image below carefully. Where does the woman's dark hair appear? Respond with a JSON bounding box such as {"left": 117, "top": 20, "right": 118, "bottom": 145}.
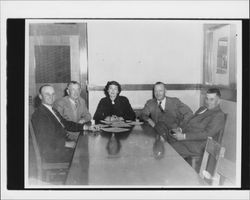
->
{"left": 104, "top": 81, "right": 122, "bottom": 97}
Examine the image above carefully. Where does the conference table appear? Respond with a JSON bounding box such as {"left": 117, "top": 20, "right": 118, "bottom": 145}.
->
{"left": 65, "top": 123, "right": 206, "bottom": 186}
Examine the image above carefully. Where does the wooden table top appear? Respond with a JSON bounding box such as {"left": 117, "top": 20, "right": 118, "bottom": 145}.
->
{"left": 65, "top": 124, "right": 205, "bottom": 186}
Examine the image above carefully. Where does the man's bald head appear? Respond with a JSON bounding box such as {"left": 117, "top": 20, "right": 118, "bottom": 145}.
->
{"left": 39, "top": 85, "right": 55, "bottom": 106}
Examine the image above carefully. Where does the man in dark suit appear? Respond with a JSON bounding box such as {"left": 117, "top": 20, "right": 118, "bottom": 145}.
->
{"left": 156, "top": 88, "right": 225, "bottom": 157}
{"left": 31, "top": 85, "right": 99, "bottom": 163}
{"left": 141, "top": 82, "right": 193, "bottom": 130}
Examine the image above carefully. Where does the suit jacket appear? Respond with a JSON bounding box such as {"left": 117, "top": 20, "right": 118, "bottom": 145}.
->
{"left": 141, "top": 97, "right": 193, "bottom": 128}
{"left": 93, "top": 96, "right": 136, "bottom": 124}
{"left": 31, "top": 104, "right": 84, "bottom": 163}
{"left": 54, "top": 96, "right": 91, "bottom": 123}
{"left": 171, "top": 105, "right": 225, "bottom": 156}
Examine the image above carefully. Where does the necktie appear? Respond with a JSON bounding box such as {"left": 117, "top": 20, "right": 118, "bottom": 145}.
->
{"left": 158, "top": 101, "right": 164, "bottom": 113}
{"left": 74, "top": 100, "right": 78, "bottom": 109}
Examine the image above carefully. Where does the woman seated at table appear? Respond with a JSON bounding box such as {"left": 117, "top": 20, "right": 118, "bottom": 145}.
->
{"left": 93, "top": 81, "right": 136, "bottom": 124}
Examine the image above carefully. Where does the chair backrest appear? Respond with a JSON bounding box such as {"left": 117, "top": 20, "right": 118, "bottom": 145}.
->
{"left": 199, "top": 137, "right": 225, "bottom": 185}
{"left": 215, "top": 113, "right": 228, "bottom": 144}
{"left": 29, "top": 121, "right": 42, "bottom": 180}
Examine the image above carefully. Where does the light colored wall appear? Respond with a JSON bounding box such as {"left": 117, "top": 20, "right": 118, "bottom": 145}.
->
{"left": 87, "top": 20, "right": 203, "bottom": 85}
{"left": 220, "top": 100, "right": 237, "bottom": 162}
{"left": 87, "top": 21, "right": 204, "bottom": 115}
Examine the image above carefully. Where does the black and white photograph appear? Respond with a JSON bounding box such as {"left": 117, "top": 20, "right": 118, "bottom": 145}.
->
{"left": 1, "top": 1, "right": 249, "bottom": 200}
{"left": 25, "top": 19, "right": 242, "bottom": 188}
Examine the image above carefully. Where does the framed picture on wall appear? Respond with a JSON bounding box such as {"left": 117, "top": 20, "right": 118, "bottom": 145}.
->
{"left": 203, "top": 23, "right": 237, "bottom": 90}
{"left": 216, "top": 37, "right": 228, "bottom": 75}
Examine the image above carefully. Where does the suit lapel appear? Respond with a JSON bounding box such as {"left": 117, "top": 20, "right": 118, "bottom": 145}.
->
{"left": 194, "top": 106, "right": 207, "bottom": 115}
{"left": 40, "top": 104, "right": 63, "bottom": 128}
{"left": 66, "top": 96, "right": 78, "bottom": 122}
{"left": 164, "top": 97, "right": 171, "bottom": 111}
{"left": 151, "top": 99, "right": 159, "bottom": 122}
{"left": 193, "top": 106, "right": 221, "bottom": 120}
{"left": 200, "top": 107, "right": 219, "bottom": 117}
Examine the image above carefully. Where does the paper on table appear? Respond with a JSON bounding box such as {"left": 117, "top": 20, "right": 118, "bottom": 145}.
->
{"left": 100, "top": 120, "right": 112, "bottom": 124}
{"left": 127, "top": 121, "right": 144, "bottom": 126}
{"left": 101, "top": 127, "right": 130, "bottom": 133}
{"left": 97, "top": 124, "right": 110, "bottom": 128}
{"left": 111, "top": 123, "right": 131, "bottom": 128}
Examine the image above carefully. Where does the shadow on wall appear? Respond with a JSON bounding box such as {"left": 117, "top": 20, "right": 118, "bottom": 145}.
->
{"left": 33, "top": 95, "right": 41, "bottom": 109}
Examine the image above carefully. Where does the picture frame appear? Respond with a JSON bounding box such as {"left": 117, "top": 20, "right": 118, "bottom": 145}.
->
{"left": 203, "top": 23, "right": 238, "bottom": 102}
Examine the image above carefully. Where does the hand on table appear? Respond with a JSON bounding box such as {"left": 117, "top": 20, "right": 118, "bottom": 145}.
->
{"left": 170, "top": 128, "right": 185, "bottom": 141}
{"left": 78, "top": 118, "right": 86, "bottom": 124}
{"left": 88, "top": 124, "right": 101, "bottom": 132}
{"left": 111, "top": 115, "right": 123, "bottom": 121}
{"left": 104, "top": 116, "right": 111, "bottom": 122}
{"left": 105, "top": 115, "right": 124, "bottom": 122}
{"left": 118, "top": 116, "right": 124, "bottom": 121}
{"left": 171, "top": 127, "right": 182, "bottom": 133}
{"left": 110, "top": 115, "right": 118, "bottom": 121}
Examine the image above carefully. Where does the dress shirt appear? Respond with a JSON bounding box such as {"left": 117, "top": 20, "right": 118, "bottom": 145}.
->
{"left": 69, "top": 97, "right": 78, "bottom": 109}
{"left": 157, "top": 97, "right": 166, "bottom": 111}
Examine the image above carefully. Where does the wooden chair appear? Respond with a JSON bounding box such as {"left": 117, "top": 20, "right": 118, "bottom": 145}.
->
{"left": 29, "top": 121, "right": 69, "bottom": 184}
{"left": 189, "top": 113, "right": 228, "bottom": 171}
{"left": 216, "top": 113, "right": 228, "bottom": 144}
{"left": 199, "top": 137, "right": 225, "bottom": 185}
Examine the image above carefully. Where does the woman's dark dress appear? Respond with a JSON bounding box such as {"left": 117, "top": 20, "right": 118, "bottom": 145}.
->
{"left": 93, "top": 96, "right": 136, "bottom": 124}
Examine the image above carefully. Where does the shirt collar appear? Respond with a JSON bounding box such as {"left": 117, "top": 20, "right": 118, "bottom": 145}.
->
{"left": 206, "top": 105, "right": 221, "bottom": 112}
{"left": 42, "top": 103, "right": 53, "bottom": 111}
{"left": 68, "top": 97, "right": 75, "bottom": 104}
{"left": 42, "top": 103, "right": 64, "bottom": 127}
{"left": 68, "top": 97, "right": 78, "bottom": 105}
{"left": 157, "top": 97, "right": 166, "bottom": 108}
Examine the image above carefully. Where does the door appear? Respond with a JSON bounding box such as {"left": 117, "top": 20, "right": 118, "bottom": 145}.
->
{"left": 28, "top": 22, "right": 88, "bottom": 116}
